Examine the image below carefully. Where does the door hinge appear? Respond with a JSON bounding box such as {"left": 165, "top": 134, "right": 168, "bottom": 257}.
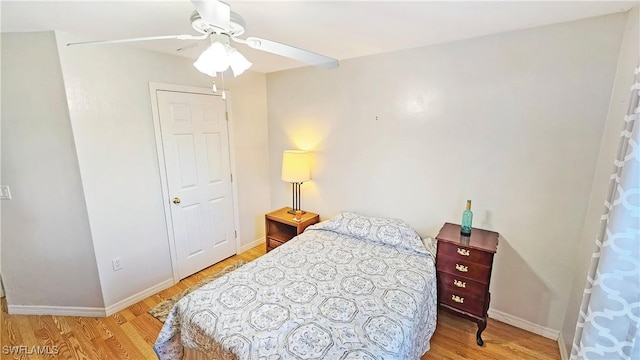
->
{"left": 230, "top": 173, "right": 233, "bottom": 182}
{"left": 234, "top": 230, "right": 237, "bottom": 238}
{"left": 225, "top": 112, "right": 229, "bottom": 121}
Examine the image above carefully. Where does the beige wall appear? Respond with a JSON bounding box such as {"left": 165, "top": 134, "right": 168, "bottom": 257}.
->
{"left": 1, "top": 32, "right": 104, "bottom": 308}
{"left": 266, "top": 13, "right": 627, "bottom": 332}
{"left": 560, "top": 6, "right": 639, "bottom": 356}
{"left": 224, "top": 73, "right": 271, "bottom": 248}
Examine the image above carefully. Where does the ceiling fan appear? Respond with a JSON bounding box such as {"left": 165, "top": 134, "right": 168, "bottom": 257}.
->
{"left": 68, "top": 0, "right": 339, "bottom": 79}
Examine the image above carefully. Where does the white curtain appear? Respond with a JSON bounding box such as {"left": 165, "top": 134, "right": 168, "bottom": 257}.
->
{"left": 571, "top": 64, "right": 640, "bottom": 359}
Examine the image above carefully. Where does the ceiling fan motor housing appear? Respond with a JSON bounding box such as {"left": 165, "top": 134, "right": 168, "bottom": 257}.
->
{"left": 190, "top": 10, "right": 246, "bottom": 37}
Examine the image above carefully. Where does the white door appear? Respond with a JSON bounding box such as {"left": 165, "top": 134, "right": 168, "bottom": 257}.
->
{"left": 156, "top": 90, "right": 236, "bottom": 280}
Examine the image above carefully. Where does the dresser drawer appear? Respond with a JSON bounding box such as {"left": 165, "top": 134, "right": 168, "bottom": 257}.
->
{"left": 437, "top": 254, "right": 491, "bottom": 283}
{"left": 437, "top": 241, "right": 493, "bottom": 266}
{"left": 439, "top": 287, "right": 485, "bottom": 316}
{"left": 438, "top": 271, "right": 488, "bottom": 299}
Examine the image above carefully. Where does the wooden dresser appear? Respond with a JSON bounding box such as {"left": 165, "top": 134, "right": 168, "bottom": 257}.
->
{"left": 265, "top": 207, "right": 319, "bottom": 252}
{"left": 435, "top": 222, "right": 499, "bottom": 346}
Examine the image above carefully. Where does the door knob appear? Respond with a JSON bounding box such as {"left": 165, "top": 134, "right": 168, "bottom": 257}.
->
{"left": 173, "top": 197, "right": 181, "bottom": 204}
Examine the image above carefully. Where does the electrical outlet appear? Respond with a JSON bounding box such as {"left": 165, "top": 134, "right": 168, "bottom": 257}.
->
{"left": 0, "top": 186, "right": 11, "bottom": 200}
{"left": 112, "top": 257, "right": 123, "bottom": 271}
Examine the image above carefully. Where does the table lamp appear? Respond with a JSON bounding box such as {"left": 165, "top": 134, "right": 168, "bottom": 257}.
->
{"left": 281, "top": 150, "right": 310, "bottom": 214}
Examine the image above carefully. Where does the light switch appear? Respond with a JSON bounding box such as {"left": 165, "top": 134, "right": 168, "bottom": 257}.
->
{"left": 0, "top": 186, "right": 12, "bottom": 200}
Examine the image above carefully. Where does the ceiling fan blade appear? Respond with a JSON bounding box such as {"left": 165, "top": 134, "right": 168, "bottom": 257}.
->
{"left": 177, "top": 42, "right": 203, "bottom": 53}
{"left": 191, "top": 0, "right": 231, "bottom": 31}
{"left": 67, "top": 34, "right": 208, "bottom": 47}
{"left": 245, "top": 37, "right": 339, "bottom": 70}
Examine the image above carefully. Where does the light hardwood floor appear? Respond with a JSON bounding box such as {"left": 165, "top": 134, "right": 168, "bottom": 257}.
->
{"left": 1, "top": 245, "right": 560, "bottom": 360}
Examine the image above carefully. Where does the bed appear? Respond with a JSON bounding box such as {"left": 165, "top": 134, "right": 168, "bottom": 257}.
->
{"left": 154, "top": 212, "right": 438, "bottom": 360}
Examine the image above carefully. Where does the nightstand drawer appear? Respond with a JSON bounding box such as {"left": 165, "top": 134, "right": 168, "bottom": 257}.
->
{"left": 437, "top": 241, "right": 493, "bottom": 266}
{"left": 439, "top": 287, "right": 485, "bottom": 316}
{"left": 438, "top": 271, "right": 488, "bottom": 299}
{"left": 266, "top": 237, "right": 285, "bottom": 250}
{"left": 437, "top": 254, "right": 491, "bottom": 283}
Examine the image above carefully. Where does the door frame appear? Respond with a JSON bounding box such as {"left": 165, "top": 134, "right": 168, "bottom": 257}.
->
{"left": 148, "top": 82, "right": 241, "bottom": 283}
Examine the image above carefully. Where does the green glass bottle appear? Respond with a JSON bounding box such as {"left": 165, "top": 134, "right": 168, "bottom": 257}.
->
{"left": 461, "top": 200, "right": 473, "bottom": 236}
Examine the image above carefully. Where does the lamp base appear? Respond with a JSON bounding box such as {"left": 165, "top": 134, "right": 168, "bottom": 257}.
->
{"left": 287, "top": 209, "right": 307, "bottom": 215}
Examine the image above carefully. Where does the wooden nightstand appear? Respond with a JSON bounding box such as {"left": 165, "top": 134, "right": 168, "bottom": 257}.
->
{"left": 435, "top": 222, "right": 499, "bottom": 346}
{"left": 265, "top": 207, "right": 320, "bottom": 252}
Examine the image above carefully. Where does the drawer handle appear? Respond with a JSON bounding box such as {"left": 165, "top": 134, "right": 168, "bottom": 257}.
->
{"left": 452, "top": 295, "right": 464, "bottom": 304}
{"left": 453, "top": 279, "right": 466, "bottom": 288}
{"left": 455, "top": 264, "right": 468, "bottom": 272}
{"left": 457, "top": 247, "right": 470, "bottom": 256}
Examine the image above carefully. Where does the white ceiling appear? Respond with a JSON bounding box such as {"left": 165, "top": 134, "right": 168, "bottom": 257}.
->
{"left": 1, "top": 1, "right": 637, "bottom": 73}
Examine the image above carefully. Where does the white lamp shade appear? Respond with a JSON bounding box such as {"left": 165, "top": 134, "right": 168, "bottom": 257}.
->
{"left": 228, "top": 48, "right": 252, "bottom": 77}
{"left": 193, "top": 42, "right": 230, "bottom": 76}
{"left": 281, "top": 150, "right": 311, "bottom": 183}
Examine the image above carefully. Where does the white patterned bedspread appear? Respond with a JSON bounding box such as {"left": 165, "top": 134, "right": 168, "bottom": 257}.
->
{"left": 154, "top": 212, "right": 437, "bottom": 360}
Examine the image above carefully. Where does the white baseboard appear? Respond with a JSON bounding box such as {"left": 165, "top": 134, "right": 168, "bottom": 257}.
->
{"left": 558, "top": 332, "right": 570, "bottom": 360}
{"left": 488, "top": 308, "right": 560, "bottom": 340}
{"left": 7, "top": 279, "right": 173, "bottom": 317}
{"left": 7, "top": 278, "right": 175, "bottom": 317}
{"left": 239, "top": 237, "right": 265, "bottom": 253}
{"left": 104, "top": 278, "right": 174, "bottom": 316}
{"left": 8, "top": 304, "right": 106, "bottom": 317}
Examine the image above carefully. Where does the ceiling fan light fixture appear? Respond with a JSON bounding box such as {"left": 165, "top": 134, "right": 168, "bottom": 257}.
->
{"left": 193, "top": 40, "right": 251, "bottom": 78}
{"left": 193, "top": 41, "right": 230, "bottom": 77}
{"left": 228, "top": 47, "right": 252, "bottom": 77}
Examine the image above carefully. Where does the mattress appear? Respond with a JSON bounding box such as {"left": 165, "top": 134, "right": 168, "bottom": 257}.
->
{"left": 154, "top": 212, "right": 438, "bottom": 359}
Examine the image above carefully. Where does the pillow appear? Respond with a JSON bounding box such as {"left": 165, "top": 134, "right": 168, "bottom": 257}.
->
{"left": 311, "top": 212, "right": 428, "bottom": 255}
